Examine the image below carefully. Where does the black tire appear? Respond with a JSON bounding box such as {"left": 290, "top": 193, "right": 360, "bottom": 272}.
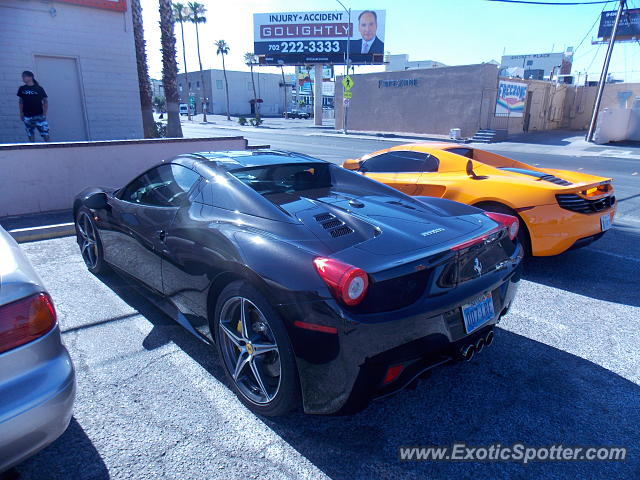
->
{"left": 214, "top": 280, "right": 300, "bottom": 416}
{"left": 476, "top": 202, "right": 531, "bottom": 256}
{"left": 75, "top": 206, "right": 108, "bottom": 274}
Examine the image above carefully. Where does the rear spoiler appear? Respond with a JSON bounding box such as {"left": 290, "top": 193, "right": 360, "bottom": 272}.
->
{"left": 561, "top": 179, "right": 613, "bottom": 200}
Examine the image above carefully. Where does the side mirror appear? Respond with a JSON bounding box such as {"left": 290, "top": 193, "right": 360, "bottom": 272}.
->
{"left": 343, "top": 158, "right": 362, "bottom": 171}
{"left": 85, "top": 192, "right": 109, "bottom": 210}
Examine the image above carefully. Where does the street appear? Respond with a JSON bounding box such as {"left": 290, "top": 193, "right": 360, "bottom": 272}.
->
{"left": 11, "top": 128, "right": 640, "bottom": 479}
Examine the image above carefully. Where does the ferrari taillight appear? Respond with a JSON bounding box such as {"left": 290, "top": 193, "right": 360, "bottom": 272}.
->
{"left": 0, "top": 293, "right": 57, "bottom": 354}
{"left": 313, "top": 257, "right": 369, "bottom": 306}
{"left": 484, "top": 212, "right": 519, "bottom": 240}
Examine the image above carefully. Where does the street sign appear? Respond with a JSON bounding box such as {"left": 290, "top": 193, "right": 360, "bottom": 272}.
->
{"left": 342, "top": 75, "right": 354, "bottom": 91}
{"left": 344, "top": 91, "right": 352, "bottom": 99}
{"left": 343, "top": 98, "right": 350, "bottom": 107}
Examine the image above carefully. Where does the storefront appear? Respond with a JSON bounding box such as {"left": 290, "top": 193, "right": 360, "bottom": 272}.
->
{"left": 0, "top": 0, "right": 143, "bottom": 143}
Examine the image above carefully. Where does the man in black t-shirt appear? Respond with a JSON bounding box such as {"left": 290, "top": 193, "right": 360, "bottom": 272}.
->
{"left": 17, "top": 71, "right": 50, "bottom": 142}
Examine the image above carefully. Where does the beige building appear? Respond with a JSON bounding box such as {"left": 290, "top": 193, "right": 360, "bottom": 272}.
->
{"left": 335, "top": 63, "right": 640, "bottom": 139}
{"left": 335, "top": 64, "right": 499, "bottom": 137}
{"left": 0, "top": 0, "right": 143, "bottom": 143}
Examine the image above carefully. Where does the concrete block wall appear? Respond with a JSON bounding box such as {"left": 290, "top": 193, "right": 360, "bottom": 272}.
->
{"left": 0, "top": 0, "right": 143, "bottom": 143}
{"left": 0, "top": 137, "right": 247, "bottom": 217}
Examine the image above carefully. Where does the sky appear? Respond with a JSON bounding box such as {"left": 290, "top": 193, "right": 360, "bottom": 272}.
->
{"left": 139, "top": 0, "right": 640, "bottom": 82}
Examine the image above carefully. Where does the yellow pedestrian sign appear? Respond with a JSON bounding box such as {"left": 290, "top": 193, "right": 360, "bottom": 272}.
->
{"left": 342, "top": 75, "right": 354, "bottom": 91}
{"left": 344, "top": 91, "right": 352, "bottom": 99}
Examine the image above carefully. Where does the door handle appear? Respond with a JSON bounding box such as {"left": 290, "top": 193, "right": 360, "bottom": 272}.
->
{"left": 158, "top": 230, "right": 167, "bottom": 241}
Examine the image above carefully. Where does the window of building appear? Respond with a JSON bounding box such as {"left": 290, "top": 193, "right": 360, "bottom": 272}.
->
{"left": 188, "top": 82, "right": 192, "bottom": 89}
{"left": 526, "top": 60, "right": 533, "bottom": 66}
{"left": 216, "top": 80, "right": 223, "bottom": 90}
{"left": 196, "top": 81, "right": 200, "bottom": 89}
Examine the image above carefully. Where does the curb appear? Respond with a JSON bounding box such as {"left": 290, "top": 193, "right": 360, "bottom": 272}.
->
{"left": 9, "top": 223, "right": 75, "bottom": 243}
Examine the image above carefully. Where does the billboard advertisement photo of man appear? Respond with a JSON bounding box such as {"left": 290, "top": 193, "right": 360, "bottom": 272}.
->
{"left": 352, "top": 10, "right": 384, "bottom": 54}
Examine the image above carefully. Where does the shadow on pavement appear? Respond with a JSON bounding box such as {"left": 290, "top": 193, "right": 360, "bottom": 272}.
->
{"left": 14, "top": 418, "right": 109, "bottom": 480}
{"left": 94, "top": 270, "right": 638, "bottom": 479}
{"left": 522, "top": 222, "right": 640, "bottom": 307}
{"left": 264, "top": 329, "right": 639, "bottom": 479}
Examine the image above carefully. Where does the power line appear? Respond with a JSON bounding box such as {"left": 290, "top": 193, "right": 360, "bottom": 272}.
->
{"left": 488, "top": 0, "right": 614, "bottom": 5}
{"left": 574, "top": 1, "right": 615, "bottom": 53}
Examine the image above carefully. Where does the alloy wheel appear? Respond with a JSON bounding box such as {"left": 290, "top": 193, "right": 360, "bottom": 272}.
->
{"left": 218, "top": 296, "right": 281, "bottom": 405}
{"left": 77, "top": 212, "right": 99, "bottom": 270}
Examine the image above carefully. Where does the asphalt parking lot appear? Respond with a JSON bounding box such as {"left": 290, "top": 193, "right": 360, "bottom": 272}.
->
{"left": 7, "top": 135, "right": 640, "bottom": 479}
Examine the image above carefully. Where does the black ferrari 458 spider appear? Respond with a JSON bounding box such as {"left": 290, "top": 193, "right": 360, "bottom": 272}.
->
{"left": 74, "top": 150, "right": 522, "bottom": 415}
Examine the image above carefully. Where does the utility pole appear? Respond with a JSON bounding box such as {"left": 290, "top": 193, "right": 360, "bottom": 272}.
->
{"left": 586, "top": 0, "right": 625, "bottom": 142}
{"left": 336, "top": 0, "right": 351, "bottom": 134}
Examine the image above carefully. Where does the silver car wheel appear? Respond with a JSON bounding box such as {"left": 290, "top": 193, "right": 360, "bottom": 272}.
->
{"left": 77, "top": 212, "right": 99, "bottom": 270}
{"left": 219, "top": 296, "right": 281, "bottom": 405}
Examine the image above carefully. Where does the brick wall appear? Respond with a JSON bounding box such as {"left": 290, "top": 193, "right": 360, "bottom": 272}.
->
{"left": 0, "top": 0, "right": 143, "bottom": 143}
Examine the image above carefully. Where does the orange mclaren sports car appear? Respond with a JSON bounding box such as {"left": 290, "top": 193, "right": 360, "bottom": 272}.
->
{"left": 343, "top": 143, "right": 616, "bottom": 256}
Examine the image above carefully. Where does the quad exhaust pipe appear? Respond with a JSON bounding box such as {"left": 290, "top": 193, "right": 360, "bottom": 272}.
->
{"left": 461, "top": 330, "right": 495, "bottom": 361}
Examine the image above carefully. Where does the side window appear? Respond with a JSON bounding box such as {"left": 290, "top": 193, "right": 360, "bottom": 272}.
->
{"left": 361, "top": 151, "right": 436, "bottom": 173}
{"left": 446, "top": 148, "right": 474, "bottom": 159}
{"left": 119, "top": 164, "right": 200, "bottom": 207}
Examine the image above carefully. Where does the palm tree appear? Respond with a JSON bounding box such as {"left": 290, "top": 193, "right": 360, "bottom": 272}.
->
{"left": 172, "top": 2, "right": 191, "bottom": 121}
{"left": 131, "top": 0, "right": 156, "bottom": 137}
{"left": 158, "top": 0, "right": 183, "bottom": 137}
{"left": 215, "top": 40, "right": 231, "bottom": 121}
{"left": 187, "top": 2, "right": 208, "bottom": 122}
{"left": 244, "top": 52, "right": 258, "bottom": 117}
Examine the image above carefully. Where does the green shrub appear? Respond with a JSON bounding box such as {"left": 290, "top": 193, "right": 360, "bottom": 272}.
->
{"left": 154, "top": 122, "right": 167, "bottom": 138}
{"left": 238, "top": 116, "right": 247, "bottom": 126}
{"left": 249, "top": 115, "right": 263, "bottom": 127}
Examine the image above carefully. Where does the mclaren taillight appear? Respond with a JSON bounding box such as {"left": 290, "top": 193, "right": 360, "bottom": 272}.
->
{"left": 313, "top": 257, "right": 369, "bottom": 306}
{"left": 0, "top": 292, "right": 57, "bottom": 354}
{"left": 484, "top": 212, "right": 519, "bottom": 240}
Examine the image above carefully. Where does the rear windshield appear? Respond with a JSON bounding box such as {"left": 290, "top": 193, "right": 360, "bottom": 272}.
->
{"left": 229, "top": 162, "right": 332, "bottom": 195}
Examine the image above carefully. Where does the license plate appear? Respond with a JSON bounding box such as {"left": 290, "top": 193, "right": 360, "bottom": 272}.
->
{"left": 462, "top": 293, "right": 495, "bottom": 334}
{"left": 600, "top": 213, "right": 612, "bottom": 231}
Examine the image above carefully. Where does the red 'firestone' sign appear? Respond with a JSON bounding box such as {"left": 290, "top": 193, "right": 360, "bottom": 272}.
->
{"left": 57, "top": 0, "right": 126, "bottom": 12}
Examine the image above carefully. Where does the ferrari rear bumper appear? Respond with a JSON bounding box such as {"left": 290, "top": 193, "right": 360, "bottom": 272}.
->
{"left": 278, "top": 246, "right": 522, "bottom": 414}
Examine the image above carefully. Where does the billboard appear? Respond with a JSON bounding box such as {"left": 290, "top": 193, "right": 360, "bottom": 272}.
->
{"left": 598, "top": 8, "right": 640, "bottom": 40}
{"left": 254, "top": 10, "right": 386, "bottom": 65}
{"left": 496, "top": 80, "right": 527, "bottom": 117}
{"left": 56, "top": 0, "right": 126, "bottom": 11}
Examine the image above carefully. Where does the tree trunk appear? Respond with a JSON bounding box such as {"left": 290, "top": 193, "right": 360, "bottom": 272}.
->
{"left": 222, "top": 54, "right": 230, "bottom": 121}
{"left": 280, "top": 65, "right": 286, "bottom": 117}
{"left": 250, "top": 64, "right": 258, "bottom": 117}
{"left": 131, "top": 0, "right": 156, "bottom": 138}
{"left": 194, "top": 22, "right": 207, "bottom": 122}
{"left": 179, "top": 21, "right": 191, "bottom": 121}
{"left": 159, "top": 0, "right": 183, "bottom": 137}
